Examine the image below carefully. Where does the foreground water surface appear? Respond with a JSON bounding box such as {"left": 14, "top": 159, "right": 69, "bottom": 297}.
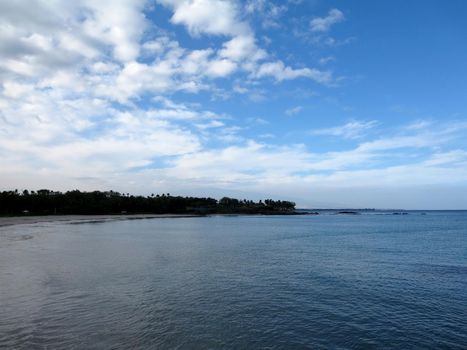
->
{"left": 1, "top": 212, "right": 466, "bottom": 349}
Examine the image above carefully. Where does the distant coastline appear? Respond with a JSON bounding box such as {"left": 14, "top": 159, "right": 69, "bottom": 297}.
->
{"left": 2, "top": 190, "right": 460, "bottom": 221}
{"left": 0, "top": 189, "right": 296, "bottom": 217}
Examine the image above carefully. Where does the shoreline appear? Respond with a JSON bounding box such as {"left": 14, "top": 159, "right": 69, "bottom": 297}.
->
{"left": 0, "top": 211, "right": 306, "bottom": 228}
{"left": 0, "top": 214, "right": 203, "bottom": 228}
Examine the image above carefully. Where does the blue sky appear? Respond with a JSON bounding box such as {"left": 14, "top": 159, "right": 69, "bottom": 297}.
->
{"left": 1, "top": 0, "right": 467, "bottom": 208}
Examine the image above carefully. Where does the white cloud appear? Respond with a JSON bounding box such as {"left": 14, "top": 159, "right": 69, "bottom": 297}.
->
{"left": 310, "top": 8, "right": 345, "bottom": 32}
{"left": 0, "top": 87, "right": 207, "bottom": 177}
{"left": 311, "top": 120, "right": 378, "bottom": 139}
{"left": 129, "top": 124, "right": 467, "bottom": 199}
{"left": 219, "top": 35, "right": 267, "bottom": 62}
{"left": 245, "top": 0, "right": 266, "bottom": 14}
{"left": 423, "top": 150, "right": 467, "bottom": 166}
{"left": 255, "top": 61, "right": 332, "bottom": 83}
{"left": 206, "top": 58, "right": 237, "bottom": 77}
{"left": 319, "top": 56, "right": 335, "bottom": 65}
{"left": 405, "top": 120, "right": 432, "bottom": 130}
{"left": 245, "top": 0, "right": 288, "bottom": 29}
{"left": 0, "top": 0, "right": 148, "bottom": 88}
{"left": 285, "top": 106, "right": 303, "bottom": 116}
{"left": 157, "top": 0, "right": 249, "bottom": 37}
{"left": 155, "top": 0, "right": 330, "bottom": 85}
{"left": 81, "top": 0, "right": 148, "bottom": 62}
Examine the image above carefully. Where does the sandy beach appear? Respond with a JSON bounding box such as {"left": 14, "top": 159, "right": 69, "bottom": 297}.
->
{"left": 0, "top": 214, "right": 202, "bottom": 228}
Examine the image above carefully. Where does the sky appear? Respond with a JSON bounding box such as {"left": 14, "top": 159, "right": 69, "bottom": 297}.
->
{"left": 1, "top": 0, "right": 467, "bottom": 209}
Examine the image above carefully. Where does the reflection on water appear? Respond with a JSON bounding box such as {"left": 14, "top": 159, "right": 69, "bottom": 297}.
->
{"left": 1, "top": 212, "right": 467, "bottom": 349}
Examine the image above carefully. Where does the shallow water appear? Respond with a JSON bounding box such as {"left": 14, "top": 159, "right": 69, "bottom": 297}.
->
{"left": 1, "top": 212, "right": 466, "bottom": 349}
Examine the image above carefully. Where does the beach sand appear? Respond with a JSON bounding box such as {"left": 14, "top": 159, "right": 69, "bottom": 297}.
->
{"left": 0, "top": 214, "right": 201, "bottom": 228}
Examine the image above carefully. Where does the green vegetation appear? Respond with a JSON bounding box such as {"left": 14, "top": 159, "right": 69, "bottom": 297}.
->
{"left": 0, "top": 189, "right": 296, "bottom": 216}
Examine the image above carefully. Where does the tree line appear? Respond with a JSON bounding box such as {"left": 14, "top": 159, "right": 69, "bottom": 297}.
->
{"left": 0, "top": 189, "right": 296, "bottom": 216}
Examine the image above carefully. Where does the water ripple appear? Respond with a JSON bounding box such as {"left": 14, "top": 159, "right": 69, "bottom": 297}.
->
{"left": 1, "top": 214, "right": 467, "bottom": 348}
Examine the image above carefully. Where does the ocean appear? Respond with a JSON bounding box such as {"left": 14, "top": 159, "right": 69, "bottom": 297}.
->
{"left": 1, "top": 212, "right": 466, "bottom": 349}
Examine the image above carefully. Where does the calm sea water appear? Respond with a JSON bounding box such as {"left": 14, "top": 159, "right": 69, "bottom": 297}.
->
{"left": 1, "top": 212, "right": 466, "bottom": 349}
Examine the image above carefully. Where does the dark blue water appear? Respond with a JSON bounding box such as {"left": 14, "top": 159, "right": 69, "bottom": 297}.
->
{"left": 1, "top": 212, "right": 466, "bottom": 349}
